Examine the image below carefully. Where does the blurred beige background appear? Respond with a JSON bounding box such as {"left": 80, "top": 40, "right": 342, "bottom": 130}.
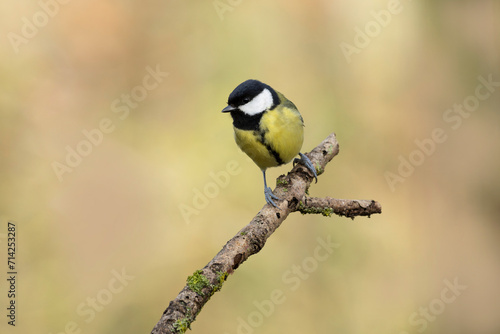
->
{"left": 1, "top": 0, "right": 499, "bottom": 333}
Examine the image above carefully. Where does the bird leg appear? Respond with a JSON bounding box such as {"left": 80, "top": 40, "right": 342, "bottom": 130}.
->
{"left": 262, "top": 170, "right": 280, "bottom": 207}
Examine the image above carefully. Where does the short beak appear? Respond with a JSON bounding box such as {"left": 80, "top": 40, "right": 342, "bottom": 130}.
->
{"left": 222, "top": 105, "right": 236, "bottom": 113}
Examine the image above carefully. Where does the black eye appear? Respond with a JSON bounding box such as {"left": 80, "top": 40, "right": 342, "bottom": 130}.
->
{"left": 242, "top": 97, "right": 251, "bottom": 103}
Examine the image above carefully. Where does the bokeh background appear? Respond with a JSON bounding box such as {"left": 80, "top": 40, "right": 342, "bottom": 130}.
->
{"left": 1, "top": 0, "right": 499, "bottom": 333}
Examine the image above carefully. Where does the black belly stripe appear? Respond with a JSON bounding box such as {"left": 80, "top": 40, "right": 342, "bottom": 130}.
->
{"left": 256, "top": 130, "right": 284, "bottom": 166}
{"left": 266, "top": 144, "right": 284, "bottom": 166}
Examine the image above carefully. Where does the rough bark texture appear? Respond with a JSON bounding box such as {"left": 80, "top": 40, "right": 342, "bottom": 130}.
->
{"left": 298, "top": 197, "right": 382, "bottom": 218}
{"left": 151, "top": 133, "right": 382, "bottom": 334}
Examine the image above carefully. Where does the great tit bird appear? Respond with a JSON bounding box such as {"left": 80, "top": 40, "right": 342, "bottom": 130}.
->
{"left": 222, "top": 79, "right": 317, "bottom": 207}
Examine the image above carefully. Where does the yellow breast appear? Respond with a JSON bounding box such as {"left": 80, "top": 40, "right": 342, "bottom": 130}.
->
{"left": 234, "top": 102, "right": 304, "bottom": 170}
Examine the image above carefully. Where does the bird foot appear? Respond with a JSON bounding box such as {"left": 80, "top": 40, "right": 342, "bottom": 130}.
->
{"left": 264, "top": 186, "right": 281, "bottom": 208}
{"left": 293, "top": 153, "right": 318, "bottom": 183}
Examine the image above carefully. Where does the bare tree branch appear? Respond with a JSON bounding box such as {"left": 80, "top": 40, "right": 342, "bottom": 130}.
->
{"left": 151, "top": 133, "right": 382, "bottom": 334}
{"left": 297, "top": 197, "right": 382, "bottom": 218}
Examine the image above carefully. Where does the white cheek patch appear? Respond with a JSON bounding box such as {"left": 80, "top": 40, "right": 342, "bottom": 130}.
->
{"left": 239, "top": 88, "right": 274, "bottom": 116}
